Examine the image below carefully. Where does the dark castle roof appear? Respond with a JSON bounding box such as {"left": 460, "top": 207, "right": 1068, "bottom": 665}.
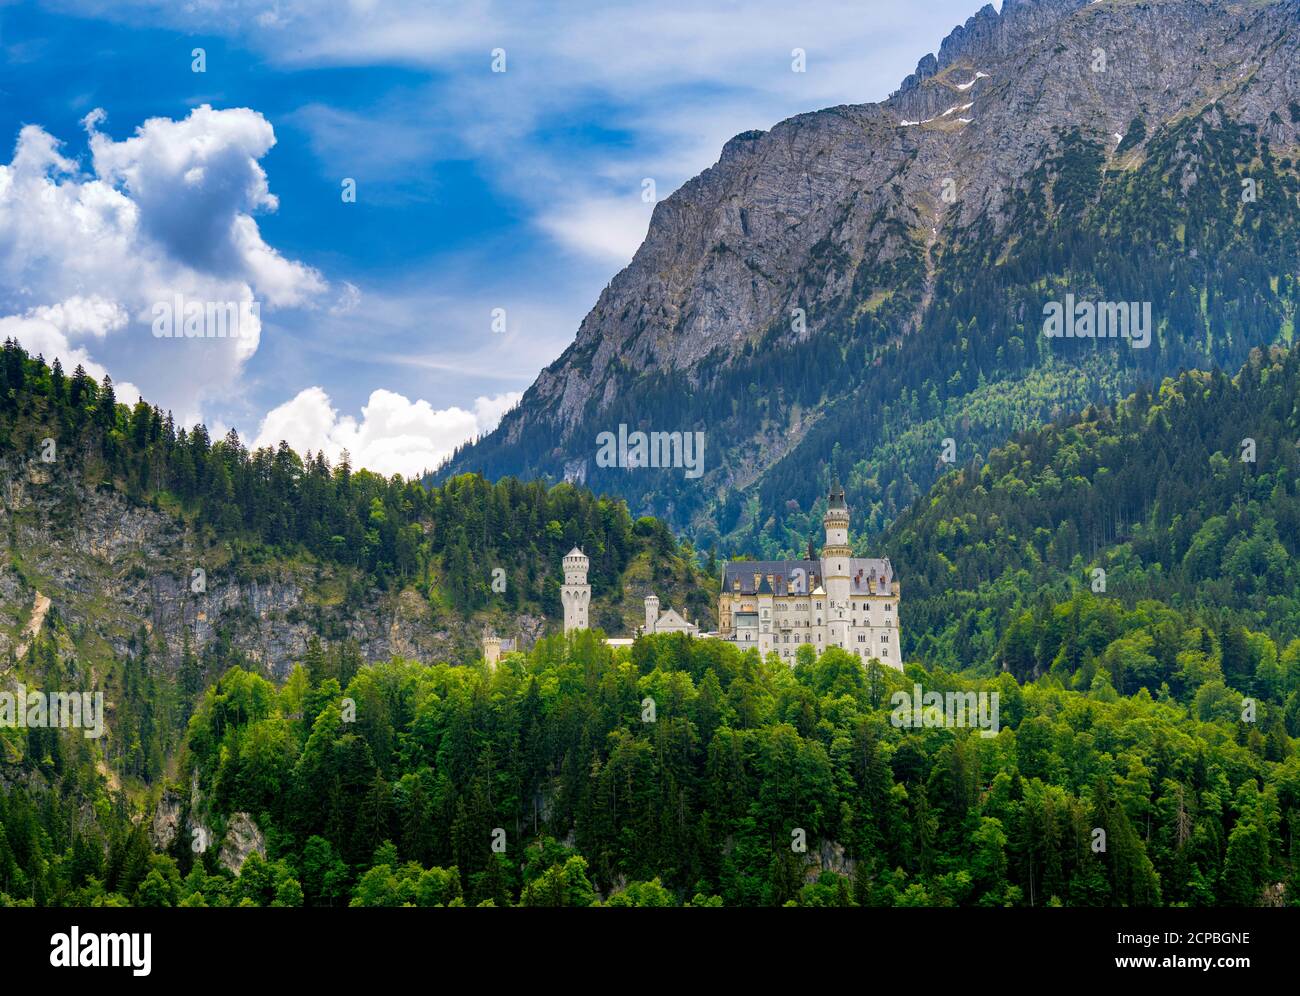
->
{"left": 828, "top": 481, "right": 847, "bottom": 510}
{"left": 721, "top": 558, "right": 894, "bottom": 596}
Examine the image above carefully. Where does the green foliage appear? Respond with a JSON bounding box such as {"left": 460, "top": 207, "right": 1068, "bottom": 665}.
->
{"left": 6, "top": 313, "right": 1300, "bottom": 910}
{"left": 129, "top": 633, "right": 1300, "bottom": 907}
{"left": 888, "top": 347, "right": 1300, "bottom": 675}
{"left": 0, "top": 340, "right": 713, "bottom": 628}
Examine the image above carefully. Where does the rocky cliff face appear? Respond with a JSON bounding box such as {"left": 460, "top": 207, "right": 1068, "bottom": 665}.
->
{"left": 444, "top": 0, "right": 1300, "bottom": 547}
{"left": 529, "top": 0, "right": 1299, "bottom": 425}
{"left": 0, "top": 455, "right": 545, "bottom": 681}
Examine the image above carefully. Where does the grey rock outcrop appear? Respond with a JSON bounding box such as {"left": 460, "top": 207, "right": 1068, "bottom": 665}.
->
{"left": 150, "top": 788, "right": 183, "bottom": 850}
{"left": 218, "top": 812, "right": 266, "bottom": 874}
{"left": 0, "top": 455, "right": 544, "bottom": 678}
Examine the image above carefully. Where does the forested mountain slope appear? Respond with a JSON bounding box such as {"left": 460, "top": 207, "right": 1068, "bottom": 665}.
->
{"left": 6, "top": 632, "right": 1298, "bottom": 907}
{"left": 885, "top": 344, "right": 1300, "bottom": 680}
{"left": 0, "top": 340, "right": 714, "bottom": 785}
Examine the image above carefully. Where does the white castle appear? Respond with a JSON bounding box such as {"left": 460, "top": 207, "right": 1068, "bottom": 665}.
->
{"left": 716, "top": 483, "right": 902, "bottom": 667}
{"left": 485, "top": 483, "right": 899, "bottom": 668}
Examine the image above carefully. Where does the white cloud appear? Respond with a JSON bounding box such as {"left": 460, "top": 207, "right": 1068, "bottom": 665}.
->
{"left": 537, "top": 196, "right": 654, "bottom": 266}
{"left": 330, "top": 280, "right": 362, "bottom": 315}
{"left": 28, "top": 295, "right": 128, "bottom": 338}
{"left": 0, "top": 104, "right": 326, "bottom": 417}
{"left": 251, "top": 385, "right": 522, "bottom": 478}
{"left": 470, "top": 391, "right": 522, "bottom": 432}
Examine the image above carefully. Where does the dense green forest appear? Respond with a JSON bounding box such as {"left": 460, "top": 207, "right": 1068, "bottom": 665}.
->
{"left": 1, "top": 338, "right": 715, "bottom": 788}
{"left": 4, "top": 632, "right": 1298, "bottom": 907}
{"left": 887, "top": 344, "right": 1300, "bottom": 678}
{"left": 6, "top": 340, "right": 1300, "bottom": 906}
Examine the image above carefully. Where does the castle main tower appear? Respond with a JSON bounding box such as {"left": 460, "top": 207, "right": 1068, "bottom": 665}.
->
{"left": 562, "top": 547, "right": 591, "bottom": 634}
{"left": 822, "top": 482, "right": 852, "bottom": 649}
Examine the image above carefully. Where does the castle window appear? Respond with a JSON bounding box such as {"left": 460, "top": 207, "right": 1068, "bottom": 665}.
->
{"left": 858, "top": 634, "right": 865, "bottom": 642}
{"left": 885, "top": 603, "right": 892, "bottom": 612}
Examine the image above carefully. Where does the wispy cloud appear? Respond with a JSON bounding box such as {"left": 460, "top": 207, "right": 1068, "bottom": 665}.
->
{"left": 59, "top": 0, "right": 991, "bottom": 264}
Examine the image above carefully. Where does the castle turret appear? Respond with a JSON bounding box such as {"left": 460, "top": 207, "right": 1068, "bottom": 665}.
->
{"left": 822, "top": 482, "right": 852, "bottom": 649}
{"left": 561, "top": 547, "right": 591, "bottom": 634}
{"left": 483, "top": 633, "right": 502, "bottom": 668}
{"left": 823, "top": 482, "right": 850, "bottom": 550}
{"left": 644, "top": 594, "right": 660, "bottom": 635}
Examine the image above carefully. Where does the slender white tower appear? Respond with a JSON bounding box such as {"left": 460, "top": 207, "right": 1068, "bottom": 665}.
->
{"left": 562, "top": 547, "right": 591, "bottom": 634}
{"left": 822, "top": 482, "right": 852, "bottom": 650}
{"left": 644, "top": 594, "right": 660, "bottom": 635}
{"left": 483, "top": 634, "right": 502, "bottom": 668}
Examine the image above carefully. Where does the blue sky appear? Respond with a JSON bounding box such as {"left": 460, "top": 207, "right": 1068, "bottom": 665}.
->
{"left": 0, "top": 0, "right": 996, "bottom": 476}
